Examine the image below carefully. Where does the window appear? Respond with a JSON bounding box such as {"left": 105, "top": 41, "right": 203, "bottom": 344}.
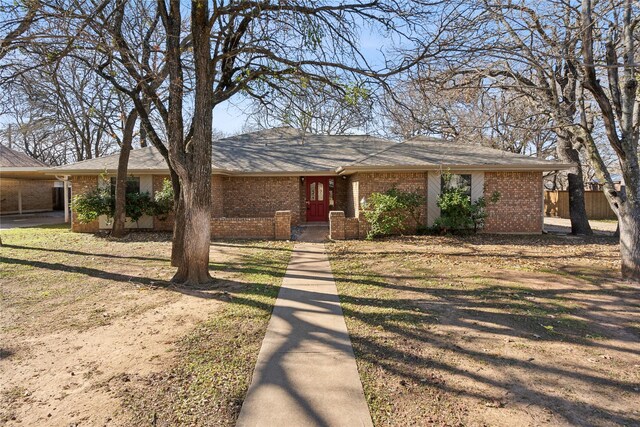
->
{"left": 329, "top": 179, "right": 335, "bottom": 208}
{"left": 110, "top": 177, "right": 140, "bottom": 197}
{"left": 310, "top": 182, "right": 316, "bottom": 201}
{"left": 441, "top": 174, "right": 471, "bottom": 197}
{"left": 317, "top": 182, "right": 324, "bottom": 201}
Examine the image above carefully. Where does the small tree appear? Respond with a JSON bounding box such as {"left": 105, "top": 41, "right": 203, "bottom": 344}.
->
{"left": 433, "top": 187, "right": 500, "bottom": 234}
{"left": 152, "top": 178, "right": 175, "bottom": 220}
{"left": 71, "top": 178, "right": 173, "bottom": 228}
{"left": 362, "top": 188, "right": 425, "bottom": 239}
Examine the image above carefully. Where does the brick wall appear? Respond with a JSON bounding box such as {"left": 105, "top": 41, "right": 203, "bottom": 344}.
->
{"left": 355, "top": 172, "right": 428, "bottom": 214}
{"left": 345, "top": 217, "right": 361, "bottom": 239}
{"left": 0, "top": 178, "right": 55, "bottom": 214}
{"left": 329, "top": 210, "right": 366, "bottom": 240}
{"left": 222, "top": 176, "right": 300, "bottom": 224}
{"left": 333, "top": 177, "right": 349, "bottom": 213}
{"left": 152, "top": 175, "right": 226, "bottom": 231}
{"left": 329, "top": 211, "right": 345, "bottom": 240}
{"left": 71, "top": 176, "right": 99, "bottom": 233}
{"left": 212, "top": 175, "right": 224, "bottom": 217}
{"left": 274, "top": 210, "right": 292, "bottom": 240}
{"left": 211, "top": 217, "right": 275, "bottom": 239}
{"left": 353, "top": 172, "right": 428, "bottom": 231}
{"left": 484, "top": 171, "right": 543, "bottom": 233}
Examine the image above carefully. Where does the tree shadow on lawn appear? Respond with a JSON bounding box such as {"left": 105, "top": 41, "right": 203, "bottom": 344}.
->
{"left": 1, "top": 244, "right": 169, "bottom": 262}
{"left": 3, "top": 237, "right": 637, "bottom": 425}
{"left": 329, "top": 263, "right": 640, "bottom": 425}
{"left": 338, "top": 234, "right": 620, "bottom": 260}
{"left": 0, "top": 251, "right": 288, "bottom": 302}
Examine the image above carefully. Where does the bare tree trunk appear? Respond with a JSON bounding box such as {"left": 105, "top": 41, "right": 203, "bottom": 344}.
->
{"left": 556, "top": 134, "right": 592, "bottom": 235}
{"left": 171, "top": 175, "right": 211, "bottom": 283}
{"left": 170, "top": 187, "right": 186, "bottom": 267}
{"left": 111, "top": 110, "right": 138, "bottom": 238}
{"left": 170, "top": 0, "right": 212, "bottom": 284}
{"left": 579, "top": 0, "right": 640, "bottom": 281}
{"left": 619, "top": 208, "right": 640, "bottom": 281}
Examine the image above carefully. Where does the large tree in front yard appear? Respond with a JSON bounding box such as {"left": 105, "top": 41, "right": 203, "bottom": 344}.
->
{"left": 36, "top": 0, "right": 450, "bottom": 284}
{"left": 579, "top": 0, "right": 640, "bottom": 280}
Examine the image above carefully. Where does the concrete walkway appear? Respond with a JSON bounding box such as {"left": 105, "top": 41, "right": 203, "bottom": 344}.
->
{"left": 0, "top": 211, "right": 67, "bottom": 229}
{"left": 544, "top": 216, "right": 617, "bottom": 236}
{"left": 236, "top": 227, "right": 373, "bottom": 427}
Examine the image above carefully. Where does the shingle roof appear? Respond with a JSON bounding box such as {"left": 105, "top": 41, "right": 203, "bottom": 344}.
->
{"left": 347, "top": 136, "right": 557, "bottom": 168}
{"left": 47, "top": 145, "right": 169, "bottom": 173}
{"left": 48, "top": 127, "right": 569, "bottom": 174}
{"left": 0, "top": 145, "right": 48, "bottom": 168}
{"left": 213, "top": 127, "right": 394, "bottom": 172}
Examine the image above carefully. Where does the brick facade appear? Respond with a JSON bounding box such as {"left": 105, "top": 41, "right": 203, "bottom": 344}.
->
{"left": 351, "top": 172, "right": 428, "bottom": 222}
{"left": 70, "top": 170, "right": 543, "bottom": 237}
{"left": 71, "top": 176, "right": 100, "bottom": 233}
{"left": 274, "top": 211, "right": 292, "bottom": 240}
{"left": 152, "top": 175, "right": 225, "bottom": 231}
{"left": 345, "top": 217, "right": 362, "bottom": 239}
{"left": 0, "top": 178, "right": 55, "bottom": 214}
{"left": 211, "top": 211, "right": 291, "bottom": 240}
{"left": 329, "top": 211, "right": 345, "bottom": 240}
{"left": 484, "top": 171, "right": 543, "bottom": 233}
{"left": 329, "top": 211, "right": 367, "bottom": 240}
{"left": 211, "top": 217, "right": 275, "bottom": 239}
{"left": 222, "top": 176, "right": 300, "bottom": 224}
{"left": 350, "top": 172, "right": 428, "bottom": 233}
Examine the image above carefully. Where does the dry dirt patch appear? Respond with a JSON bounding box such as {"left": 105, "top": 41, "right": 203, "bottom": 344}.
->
{"left": 328, "top": 234, "right": 640, "bottom": 427}
{"left": 0, "top": 226, "right": 292, "bottom": 426}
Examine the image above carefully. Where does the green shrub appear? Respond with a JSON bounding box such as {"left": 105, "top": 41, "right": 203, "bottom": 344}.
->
{"left": 362, "top": 188, "right": 425, "bottom": 239}
{"left": 433, "top": 187, "right": 500, "bottom": 234}
{"left": 151, "top": 178, "right": 174, "bottom": 219}
{"left": 71, "top": 186, "right": 112, "bottom": 224}
{"left": 71, "top": 178, "right": 175, "bottom": 225}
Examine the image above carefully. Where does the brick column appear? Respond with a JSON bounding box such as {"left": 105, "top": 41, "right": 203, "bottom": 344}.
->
{"left": 329, "top": 211, "right": 345, "bottom": 240}
{"left": 71, "top": 176, "right": 100, "bottom": 233}
{"left": 274, "top": 210, "right": 291, "bottom": 240}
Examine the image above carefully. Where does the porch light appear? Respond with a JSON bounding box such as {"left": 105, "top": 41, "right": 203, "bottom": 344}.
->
{"left": 300, "top": 177, "right": 305, "bottom": 183}
{"left": 360, "top": 196, "right": 367, "bottom": 208}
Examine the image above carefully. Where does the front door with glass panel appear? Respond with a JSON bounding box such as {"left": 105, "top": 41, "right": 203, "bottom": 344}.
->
{"left": 306, "top": 177, "right": 330, "bottom": 221}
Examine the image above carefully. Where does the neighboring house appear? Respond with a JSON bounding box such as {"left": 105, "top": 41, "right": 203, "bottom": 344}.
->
{"left": 0, "top": 145, "right": 59, "bottom": 215}
{"left": 48, "top": 127, "right": 570, "bottom": 239}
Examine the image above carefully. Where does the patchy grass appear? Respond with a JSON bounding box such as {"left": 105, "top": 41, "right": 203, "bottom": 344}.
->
{"left": 0, "top": 225, "right": 293, "bottom": 426}
{"left": 328, "top": 234, "right": 640, "bottom": 427}
{"left": 119, "top": 245, "right": 292, "bottom": 426}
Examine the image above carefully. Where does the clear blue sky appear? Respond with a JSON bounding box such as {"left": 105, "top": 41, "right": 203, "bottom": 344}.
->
{"left": 213, "top": 28, "right": 389, "bottom": 135}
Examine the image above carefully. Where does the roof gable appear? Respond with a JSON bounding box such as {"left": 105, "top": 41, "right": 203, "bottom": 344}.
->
{"left": 0, "top": 145, "right": 48, "bottom": 168}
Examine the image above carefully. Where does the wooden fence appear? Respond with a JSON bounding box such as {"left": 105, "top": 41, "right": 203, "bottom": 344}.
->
{"left": 544, "top": 190, "right": 616, "bottom": 220}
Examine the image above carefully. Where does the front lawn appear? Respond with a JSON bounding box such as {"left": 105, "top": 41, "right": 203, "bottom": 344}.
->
{"left": 0, "top": 225, "right": 293, "bottom": 426}
{"left": 328, "top": 234, "right": 639, "bottom": 426}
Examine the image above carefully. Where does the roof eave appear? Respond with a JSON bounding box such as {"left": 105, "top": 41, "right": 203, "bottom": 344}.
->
{"left": 222, "top": 169, "right": 338, "bottom": 177}
{"left": 1, "top": 167, "right": 49, "bottom": 172}
{"left": 337, "top": 163, "right": 573, "bottom": 174}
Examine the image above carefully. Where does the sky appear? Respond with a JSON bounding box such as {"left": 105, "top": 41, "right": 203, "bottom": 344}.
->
{"left": 213, "top": 101, "right": 248, "bottom": 135}
{"left": 212, "top": 28, "right": 391, "bottom": 135}
{"left": 0, "top": 13, "right": 398, "bottom": 137}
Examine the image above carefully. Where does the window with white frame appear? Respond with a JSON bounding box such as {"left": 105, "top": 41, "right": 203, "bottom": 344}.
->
{"left": 441, "top": 174, "right": 472, "bottom": 197}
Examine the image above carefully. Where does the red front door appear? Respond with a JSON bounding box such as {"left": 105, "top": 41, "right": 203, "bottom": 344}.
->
{"left": 306, "top": 177, "right": 329, "bottom": 222}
